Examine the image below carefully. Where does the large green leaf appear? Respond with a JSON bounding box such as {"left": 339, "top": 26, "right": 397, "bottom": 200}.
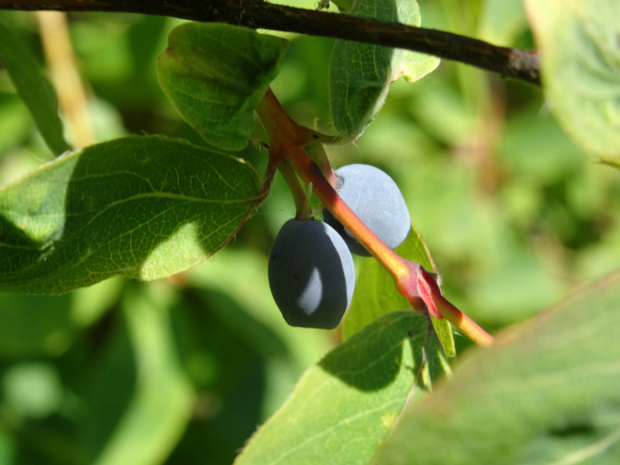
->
{"left": 345, "top": 225, "right": 456, "bottom": 357}
{"left": 329, "top": 0, "right": 440, "bottom": 141}
{"left": 235, "top": 311, "right": 450, "bottom": 465}
{"left": 158, "top": 23, "right": 288, "bottom": 151}
{"left": 525, "top": 0, "right": 620, "bottom": 160}
{"left": 373, "top": 270, "right": 620, "bottom": 464}
{"left": 0, "top": 21, "right": 70, "bottom": 155}
{"left": 0, "top": 136, "right": 262, "bottom": 293}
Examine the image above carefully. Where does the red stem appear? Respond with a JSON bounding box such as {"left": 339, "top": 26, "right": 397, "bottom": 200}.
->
{"left": 434, "top": 294, "right": 494, "bottom": 347}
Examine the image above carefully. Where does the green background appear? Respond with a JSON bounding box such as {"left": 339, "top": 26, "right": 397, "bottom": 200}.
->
{"left": 1, "top": 0, "right": 619, "bottom": 463}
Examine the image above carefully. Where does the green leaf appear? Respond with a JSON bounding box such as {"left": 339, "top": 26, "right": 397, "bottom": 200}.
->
{"left": 331, "top": 0, "right": 355, "bottom": 12}
{"left": 0, "top": 293, "right": 73, "bottom": 358}
{"left": 525, "top": 0, "right": 620, "bottom": 159}
{"left": 157, "top": 23, "right": 288, "bottom": 151}
{"left": 373, "top": 270, "right": 620, "bottom": 464}
{"left": 0, "top": 21, "right": 70, "bottom": 155}
{"left": 236, "top": 311, "right": 450, "bottom": 465}
{"left": 0, "top": 135, "right": 262, "bottom": 293}
{"left": 88, "top": 283, "right": 193, "bottom": 465}
{"left": 329, "top": 0, "right": 440, "bottom": 141}
{"left": 345, "top": 225, "right": 456, "bottom": 357}
{"left": 0, "top": 278, "right": 122, "bottom": 359}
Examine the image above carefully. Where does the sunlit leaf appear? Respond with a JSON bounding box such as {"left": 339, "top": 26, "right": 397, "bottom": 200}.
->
{"left": 526, "top": 0, "right": 620, "bottom": 159}
{"left": 0, "top": 136, "right": 262, "bottom": 293}
{"left": 236, "top": 311, "right": 449, "bottom": 465}
{"left": 158, "top": 23, "right": 288, "bottom": 151}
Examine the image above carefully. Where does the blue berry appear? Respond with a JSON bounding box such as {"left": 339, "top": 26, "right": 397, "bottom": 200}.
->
{"left": 268, "top": 219, "right": 355, "bottom": 329}
{"left": 323, "top": 164, "right": 410, "bottom": 256}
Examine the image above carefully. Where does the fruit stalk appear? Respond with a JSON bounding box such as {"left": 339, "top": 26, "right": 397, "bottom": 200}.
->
{"left": 277, "top": 160, "right": 313, "bottom": 220}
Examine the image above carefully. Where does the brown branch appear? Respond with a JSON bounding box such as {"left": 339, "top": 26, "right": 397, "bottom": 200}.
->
{"left": 1, "top": 0, "right": 540, "bottom": 86}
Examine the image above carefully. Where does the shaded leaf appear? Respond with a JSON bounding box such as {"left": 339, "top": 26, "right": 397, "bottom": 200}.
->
{"left": 0, "top": 278, "right": 122, "bottom": 359}
{"left": 90, "top": 283, "right": 194, "bottom": 465}
{"left": 0, "top": 21, "right": 70, "bottom": 155}
{"left": 526, "top": 0, "right": 620, "bottom": 158}
{"left": 373, "top": 270, "right": 620, "bottom": 464}
{"left": 158, "top": 23, "right": 288, "bottom": 151}
{"left": 0, "top": 136, "right": 262, "bottom": 293}
{"left": 0, "top": 293, "right": 73, "bottom": 358}
{"left": 345, "top": 225, "right": 456, "bottom": 357}
{"left": 236, "top": 311, "right": 449, "bottom": 465}
{"left": 329, "top": 0, "right": 440, "bottom": 141}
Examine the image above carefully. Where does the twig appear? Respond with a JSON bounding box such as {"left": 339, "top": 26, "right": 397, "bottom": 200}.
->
{"left": 0, "top": 0, "right": 541, "bottom": 86}
{"left": 37, "top": 11, "right": 95, "bottom": 146}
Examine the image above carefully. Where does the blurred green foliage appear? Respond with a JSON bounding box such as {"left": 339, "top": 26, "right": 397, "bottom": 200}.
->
{"left": 0, "top": 0, "right": 619, "bottom": 463}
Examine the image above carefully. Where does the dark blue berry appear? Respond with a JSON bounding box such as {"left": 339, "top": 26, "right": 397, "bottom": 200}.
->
{"left": 268, "top": 219, "right": 355, "bottom": 329}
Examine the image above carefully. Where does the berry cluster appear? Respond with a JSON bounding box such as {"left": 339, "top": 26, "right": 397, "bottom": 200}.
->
{"left": 268, "top": 164, "right": 411, "bottom": 329}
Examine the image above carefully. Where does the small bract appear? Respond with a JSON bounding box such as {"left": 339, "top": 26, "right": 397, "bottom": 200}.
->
{"left": 268, "top": 219, "right": 355, "bottom": 329}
